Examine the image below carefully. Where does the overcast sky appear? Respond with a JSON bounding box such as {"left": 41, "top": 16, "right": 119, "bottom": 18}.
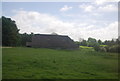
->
{"left": 2, "top": 1, "right": 118, "bottom": 41}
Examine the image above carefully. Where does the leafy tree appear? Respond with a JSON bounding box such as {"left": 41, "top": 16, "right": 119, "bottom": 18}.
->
{"left": 93, "top": 44, "right": 100, "bottom": 51}
{"left": 80, "top": 40, "right": 87, "bottom": 46}
{"left": 88, "top": 37, "right": 97, "bottom": 43}
{"left": 103, "top": 40, "right": 112, "bottom": 45}
{"left": 2, "top": 16, "right": 19, "bottom": 46}
{"left": 87, "top": 37, "right": 98, "bottom": 47}
{"left": 98, "top": 39, "right": 102, "bottom": 45}
{"left": 19, "top": 32, "right": 33, "bottom": 46}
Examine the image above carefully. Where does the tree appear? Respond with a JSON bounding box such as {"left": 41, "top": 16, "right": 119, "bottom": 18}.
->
{"left": 19, "top": 32, "right": 34, "bottom": 46}
{"left": 87, "top": 37, "right": 98, "bottom": 47}
{"left": 80, "top": 40, "right": 87, "bottom": 46}
{"left": 98, "top": 39, "right": 102, "bottom": 45}
{"left": 2, "top": 16, "right": 19, "bottom": 46}
{"left": 88, "top": 37, "right": 97, "bottom": 43}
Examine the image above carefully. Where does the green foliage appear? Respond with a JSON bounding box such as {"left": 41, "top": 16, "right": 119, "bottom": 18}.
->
{"left": 106, "top": 45, "right": 120, "bottom": 53}
{"left": 93, "top": 44, "right": 100, "bottom": 51}
{"left": 100, "top": 45, "right": 107, "bottom": 47}
{"left": 2, "top": 16, "right": 120, "bottom": 53}
{"left": 79, "top": 37, "right": 102, "bottom": 48}
{"left": 2, "top": 16, "right": 19, "bottom": 46}
{"left": 103, "top": 40, "right": 113, "bottom": 45}
{"left": 98, "top": 39, "right": 102, "bottom": 45}
{"left": 101, "top": 37, "right": 120, "bottom": 53}
{"left": 87, "top": 37, "right": 99, "bottom": 47}
{"left": 78, "top": 36, "right": 120, "bottom": 53}
{"left": 2, "top": 16, "right": 34, "bottom": 46}
{"left": 19, "top": 33, "right": 33, "bottom": 46}
{"left": 94, "top": 44, "right": 120, "bottom": 53}
{"left": 94, "top": 45, "right": 107, "bottom": 52}
{"left": 80, "top": 40, "right": 87, "bottom": 46}
{"left": 74, "top": 41, "right": 80, "bottom": 45}
{"left": 3, "top": 47, "right": 118, "bottom": 79}
{"left": 88, "top": 37, "right": 97, "bottom": 43}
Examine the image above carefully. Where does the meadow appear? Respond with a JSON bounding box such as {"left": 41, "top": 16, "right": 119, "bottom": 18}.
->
{"left": 2, "top": 47, "right": 118, "bottom": 79}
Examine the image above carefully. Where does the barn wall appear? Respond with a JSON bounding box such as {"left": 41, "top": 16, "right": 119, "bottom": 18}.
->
{"left": 27, "top": 34, "right": 79, "bottom": 49}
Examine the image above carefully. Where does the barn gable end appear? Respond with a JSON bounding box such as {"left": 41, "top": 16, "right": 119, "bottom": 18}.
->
{"left": 26, "top": 34, "right": 79, "bottom": 49}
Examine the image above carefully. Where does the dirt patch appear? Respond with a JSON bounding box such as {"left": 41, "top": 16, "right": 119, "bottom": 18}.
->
{"left": 2, "top": 47, "right": 13, "bottom": 48}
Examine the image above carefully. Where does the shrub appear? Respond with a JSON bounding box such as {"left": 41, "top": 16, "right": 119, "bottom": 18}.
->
{"left": 94, "top": 45, "right": 108, "bottom": 52}
{"left": 99, "top": 47, "right": 107, "bottom": 52}
{"left": 106, "top": 45, "right": 120, "bottom": 53}
{"left": 94, "top": 45, "right": 100, "bottom": 51}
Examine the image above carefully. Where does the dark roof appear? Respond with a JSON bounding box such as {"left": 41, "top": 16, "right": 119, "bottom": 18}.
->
{"left": 35, "top": 34, "right": 68, "bottom": 37}
{"left": 26, "top": 34, "right": 78, "bottom": 49}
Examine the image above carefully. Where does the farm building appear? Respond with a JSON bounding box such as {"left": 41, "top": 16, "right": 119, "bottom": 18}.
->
{"left": 26, "top": 34, "right": 79, "bottom": 49}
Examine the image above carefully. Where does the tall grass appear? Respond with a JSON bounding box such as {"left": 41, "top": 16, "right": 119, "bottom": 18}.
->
{"left": 2, "top": 47, "right": 118, "bottom": 79}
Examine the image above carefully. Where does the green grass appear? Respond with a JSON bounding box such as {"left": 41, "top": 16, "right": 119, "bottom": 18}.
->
{"left": 80, "top": 46, "right": 93, "bottom": 48}
{"left": 100, "top": 45, "right": 107, "bottom": 47}
{"left": 2, "top": 47, "right": 118, "bottom": 79}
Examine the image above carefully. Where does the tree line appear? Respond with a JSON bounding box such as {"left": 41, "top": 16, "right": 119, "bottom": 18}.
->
{"left": 2, "top": 16, "right": 33, "bottom": 46}
{"left": 75, "top": 37, "right": 120, "bottom": 53}
{"left": 1, "top": 16, "right": 120, "bottom": 53}
{"left": 76, "top": 37, "right": 120, "bottom": 47}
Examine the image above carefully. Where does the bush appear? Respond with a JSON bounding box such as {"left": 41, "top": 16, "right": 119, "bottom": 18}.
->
{"left": 94, "top": 45, "right": 100, "bottom": 51}
{"left": 100, "top": 47, "right": 107, "bottom": 52}
{"left": 106, "top": 45, "right": 120, "bottom": 53}
{"left": 94, "top": 44, "right": 108, "bottom": 52}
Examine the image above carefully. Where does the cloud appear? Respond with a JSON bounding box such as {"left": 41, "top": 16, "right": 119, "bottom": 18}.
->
{"left": 79, "top": 4, "right": 95, "bottom": 12}
{"left": 79, "top": 3, "right": 117, "bottom": 13}
{"left": 11, "top": 10, "right": 118, "bottom": 41}
{"left": 94, "top": 0, "right": 119, "bottom": 5}
{"left": 98, "top": 4, "right": 117, "bottom": 12}
{"left": 84, "top": 21, "right": 118, "bottom": 41}
{"left": 60, "top": 5, "right": 72, "bottom": 12}
{"left": 12, "top": 10, "right": 75, "bottom": 35}
{"left": 95, "top": 0, "right": 107, "bottom": 5}
{"left": 72, "top": 21, "right": 118, "bottom": 41}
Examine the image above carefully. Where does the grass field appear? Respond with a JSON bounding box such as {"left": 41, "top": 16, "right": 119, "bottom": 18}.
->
{"left": 2, "top": 47, "right": 118, "bottom": 79}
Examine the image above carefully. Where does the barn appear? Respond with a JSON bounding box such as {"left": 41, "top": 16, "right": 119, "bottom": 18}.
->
{"left": 26, "top": 34, "right": 79, "bottom": 49}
